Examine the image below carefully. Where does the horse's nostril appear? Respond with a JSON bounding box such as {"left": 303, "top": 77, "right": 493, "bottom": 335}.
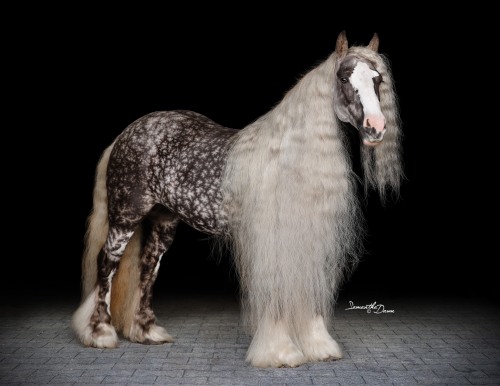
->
{"left": 362, "top": 127, "right": 377, "bottom": 136}
{"left": 361, "top": 126, "right": 385, "bottom": 142}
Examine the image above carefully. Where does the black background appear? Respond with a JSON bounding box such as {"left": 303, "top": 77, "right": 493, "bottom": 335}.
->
{"left": 5, "top": 9, "right": 496, "bottom": 302}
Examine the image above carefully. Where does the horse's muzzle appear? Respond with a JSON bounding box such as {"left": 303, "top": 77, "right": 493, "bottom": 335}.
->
{"left": 360, "top": 126, "right": 385, "bottom": 146}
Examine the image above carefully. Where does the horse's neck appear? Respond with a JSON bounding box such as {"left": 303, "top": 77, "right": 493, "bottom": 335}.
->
{"left": 264, "top": 55, "right": 338, "bottom": 141}
{"left": 230, "top": 53, "right": 349, "bottom": 184}
{"left": 223, "top": 53, "right": 353, "bottom": 223}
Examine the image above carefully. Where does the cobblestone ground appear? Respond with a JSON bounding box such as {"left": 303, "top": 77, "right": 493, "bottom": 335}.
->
{"left": 1, "top": 291, "right": 499, "bottom": 385}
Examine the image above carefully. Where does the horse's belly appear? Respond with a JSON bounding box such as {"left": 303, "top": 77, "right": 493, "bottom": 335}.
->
{"left": 160, "top": 181, "right": 228, "bottom": 235}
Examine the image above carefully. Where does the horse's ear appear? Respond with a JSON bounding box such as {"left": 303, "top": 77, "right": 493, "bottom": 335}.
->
{"left": 335, "top": 30, "right": 349, "bottom": 58}
{"left": 367, "top": 33, "right": 379, "bottom": 52}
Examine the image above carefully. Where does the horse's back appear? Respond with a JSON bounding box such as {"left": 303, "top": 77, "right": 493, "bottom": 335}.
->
{"left": 106, "top": 110, "right": 238, "bottom": 234}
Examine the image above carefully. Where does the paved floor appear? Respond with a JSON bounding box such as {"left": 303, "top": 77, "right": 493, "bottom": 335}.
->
{"left": 0, "top": 291, "right": 499, "bottom": 385}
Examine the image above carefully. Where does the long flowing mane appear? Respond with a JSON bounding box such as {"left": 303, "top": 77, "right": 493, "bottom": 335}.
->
{"left": 222, "top": 49, "right": 363, "bottom": 334}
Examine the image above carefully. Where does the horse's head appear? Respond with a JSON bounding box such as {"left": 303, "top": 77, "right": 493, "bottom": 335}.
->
{"left": 333, "top": 31, "right": 386, "bottom": 146}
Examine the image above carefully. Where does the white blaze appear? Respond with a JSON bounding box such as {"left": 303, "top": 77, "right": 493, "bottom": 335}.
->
{"left": 350, "top": 62, "right": 385, "bottom": 132}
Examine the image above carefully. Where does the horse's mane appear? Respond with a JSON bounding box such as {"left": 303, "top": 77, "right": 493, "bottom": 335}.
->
{"left": 221, "top": 50, "right": 363, "bottom": 333}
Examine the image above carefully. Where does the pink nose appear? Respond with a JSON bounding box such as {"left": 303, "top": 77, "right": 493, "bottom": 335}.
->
{"left": 364, "top": 116, "right": 386, "bottom": 132}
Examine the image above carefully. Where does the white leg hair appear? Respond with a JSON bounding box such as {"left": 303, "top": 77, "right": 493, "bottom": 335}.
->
{"left": 298, "top": 315, "right": 342, "bottom": 361}
{"left": 71, "top": 287, "right": 118, "bottom": 348}
{"left": 246, "top": 318, "right": 306, "bottom": 368}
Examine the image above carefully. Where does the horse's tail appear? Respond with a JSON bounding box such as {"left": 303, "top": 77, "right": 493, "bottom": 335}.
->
{"left": 78, "top": 142, "right": 143, "bottom": 337}
{"left": 81, "top": 143, "right": 113, "bottom": 299}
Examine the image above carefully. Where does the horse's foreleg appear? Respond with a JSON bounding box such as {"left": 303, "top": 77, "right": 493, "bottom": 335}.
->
{"left": 127, "top": 211, "right": 179, "bottom": 344}
{"left": 298, "top": 315, "right": 343, "bottom": 361}
{"left": 72, "top": 229, "right": 134, "bottom": 348}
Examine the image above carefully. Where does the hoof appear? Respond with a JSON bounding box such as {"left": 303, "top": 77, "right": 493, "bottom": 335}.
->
{"left": 246, "top": 320, "right": 307, "bottom": 368}
{"left": 91, "top": 323, "right": 119, "bottom": 348}
{"left": 247, "top": 339, "right": 306, "bottom": 368}
{"left": 128, "top": 322, "right": 174, "bottom": 344}
{"left": 303, "top": 337, "right": 343, "bottom": 362}
{"left": 300, "top": 316, "right": 343, "bottom": 361}
{"left": 72, "top": 289, "right": 117, "bottom": 348}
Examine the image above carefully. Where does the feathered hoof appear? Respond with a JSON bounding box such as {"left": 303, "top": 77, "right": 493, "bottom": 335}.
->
{"left": 247, "top": 342, "right": 306, "bottom": 368}
{"left": 246, "top": 335, "right": 307, "bottom": 368}
{"left": 128, "top": 322, "right": 174, "bottom": 345}
{"left": 91, "top": 323, "right": 119, "bottom": 348}
{"left": 72, "top": 320, "right": 118, "bottom": 348}
{"left": 72, "top": 289, "right": 117, "bottom": 348}
{"left": 300, "top": 316, "right": 343, "bottom": 361}
{"left": 302, "top": 336, "right": 343, "bottom": 362}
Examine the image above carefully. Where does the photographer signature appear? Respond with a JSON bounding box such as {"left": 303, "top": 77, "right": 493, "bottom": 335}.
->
{"left": 345, "top": 301, "right": 395, "bottom": 314}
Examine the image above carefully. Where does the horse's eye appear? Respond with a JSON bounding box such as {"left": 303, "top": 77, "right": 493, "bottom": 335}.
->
{"left": 340, "top": 77, "right": 348, "bottom": 84}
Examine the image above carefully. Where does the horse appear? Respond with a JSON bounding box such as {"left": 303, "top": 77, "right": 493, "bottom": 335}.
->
{"left": 72, "top": 31, "right": 403, "bottom": 368}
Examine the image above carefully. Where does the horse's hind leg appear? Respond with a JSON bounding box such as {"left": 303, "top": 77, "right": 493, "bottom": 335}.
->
{"left": 126, "top": 206, "right": 179, "bottom": 344}
{"left": 72, "top": 225, "right": 137, "bottom": 348}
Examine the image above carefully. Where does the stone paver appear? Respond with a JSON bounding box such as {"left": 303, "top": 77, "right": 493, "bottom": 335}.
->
{"left": 1, "top": 293, "right": 499, "bottom": 385}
